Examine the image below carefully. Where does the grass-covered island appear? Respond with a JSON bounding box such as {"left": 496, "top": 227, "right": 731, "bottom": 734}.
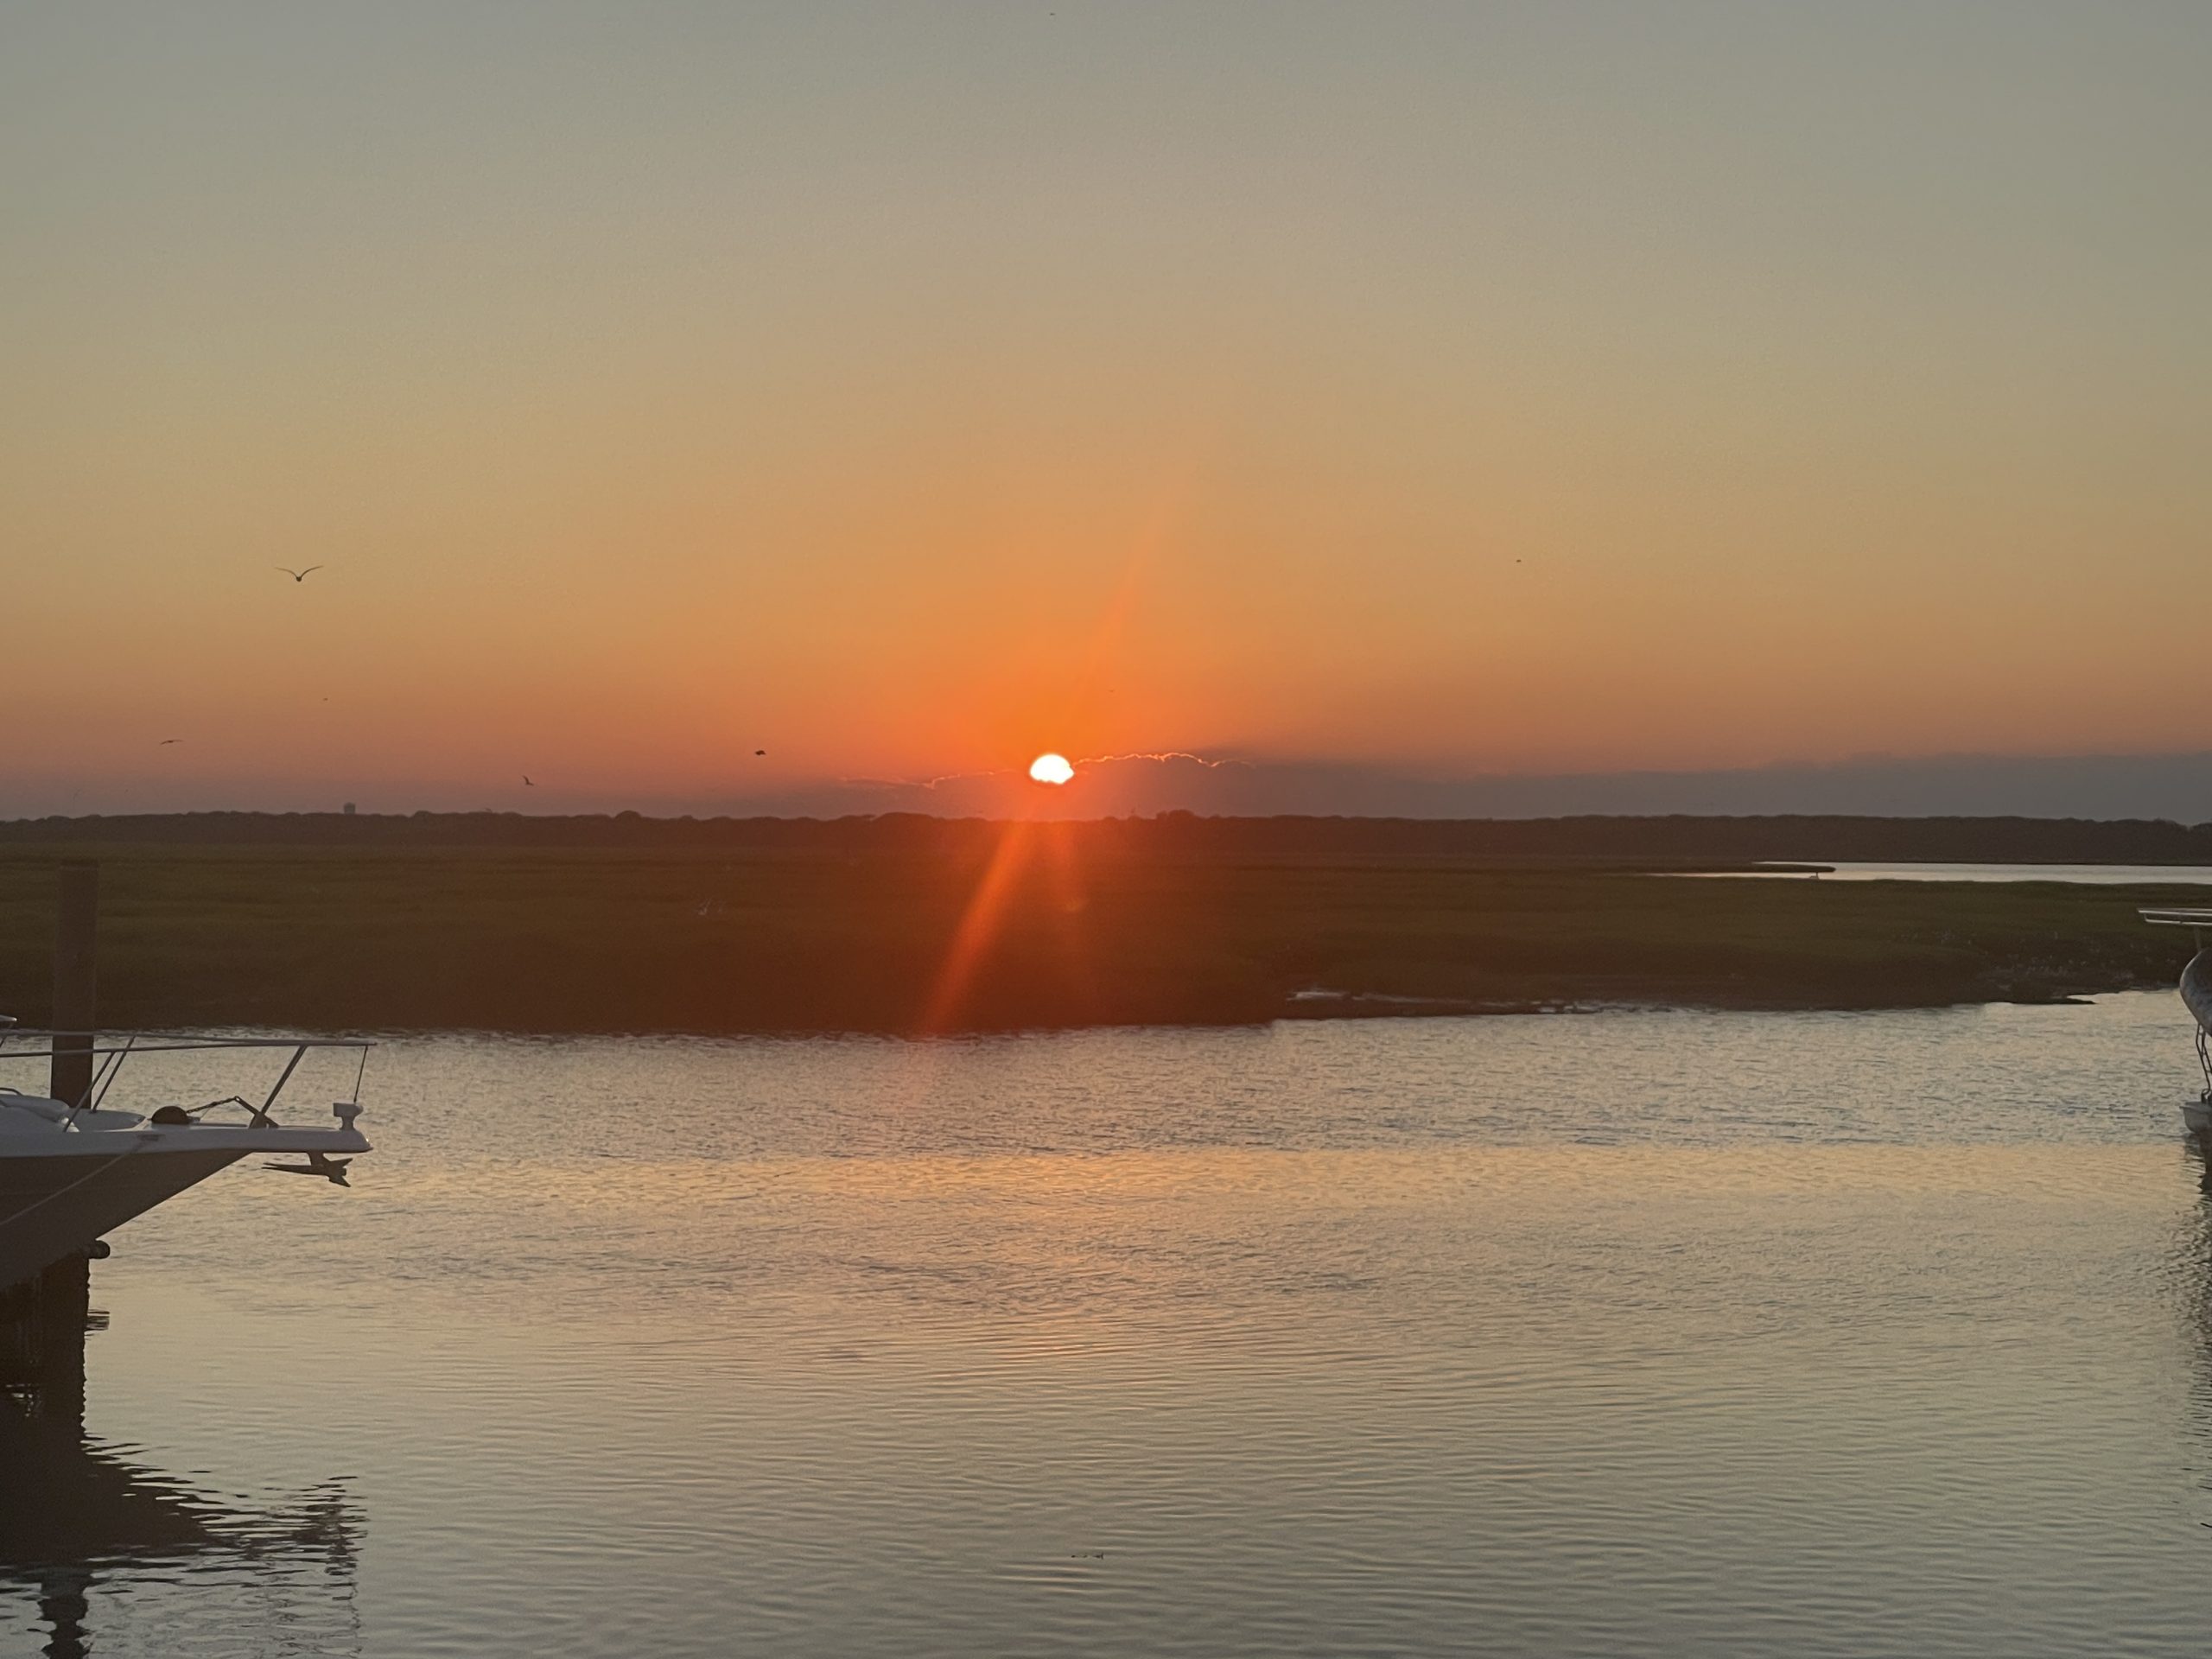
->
{"left": 0, "top": 813, "right": 2203, "bottom": 1034}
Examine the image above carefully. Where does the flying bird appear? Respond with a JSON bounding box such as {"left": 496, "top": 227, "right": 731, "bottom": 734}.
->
{"left": 276, "top": 565, "right": 323, "bottom": 582}
{"left": 522, "top": 774, "right": 535, "bottom": 787}
{"left": 156, "top": 737, "right": 182, "bottom": 746}
{"left": 754, "top": 749, "right": 766, "bottom": 757}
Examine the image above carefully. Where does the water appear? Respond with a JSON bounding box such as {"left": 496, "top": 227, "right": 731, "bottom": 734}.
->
{"left": 7, "top": 995, "right": 2212, "bottom": 1656}
{"left": 1685, "top": 861, "right": 2212, "bottom": 884}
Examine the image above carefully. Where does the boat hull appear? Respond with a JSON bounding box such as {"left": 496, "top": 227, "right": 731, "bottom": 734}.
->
{"left": 2184, "top": 948, "right": 2212, "bottom": 1038}
{"left": 0, "top": 1150, "right": 246, "bottom": 1290}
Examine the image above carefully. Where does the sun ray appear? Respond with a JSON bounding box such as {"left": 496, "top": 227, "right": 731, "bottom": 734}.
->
{"left": 916, "top": 819, "right": 1037, "bottom": 1033}
{"left": 914, "top": 449, "right": 1210, "bottom": 1033}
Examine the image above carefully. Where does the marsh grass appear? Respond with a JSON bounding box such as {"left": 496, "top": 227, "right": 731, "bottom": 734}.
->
{"left": 0, "top": 840, "right": 2195, "bottom": 1035}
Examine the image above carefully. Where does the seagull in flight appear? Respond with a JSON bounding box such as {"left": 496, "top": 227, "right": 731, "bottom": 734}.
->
{"left": 276, "top": 564, "right": 323, "bottom": 582}
{"left": 157, "top": 737, "right": 182, "bottom": 746}
{"left": 522, "top": 774, "right": 535, "bottom": 786}
{"left": 754, "top": 749, "right": 766, "bottom": 757}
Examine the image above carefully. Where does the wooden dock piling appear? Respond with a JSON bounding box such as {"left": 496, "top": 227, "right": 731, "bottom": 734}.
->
{"left": 50, "top": 861, "right": 97, "bottom": 1109}
{"left": 0, "top": 1255, "right": 90, "bottom": 1420}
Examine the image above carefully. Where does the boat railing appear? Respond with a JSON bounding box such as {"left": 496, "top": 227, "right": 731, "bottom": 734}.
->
{"left": 2141, "top": 908, "right": 2212, "bottom": 933}
{"left": 0, "top": 1030, "right": 372, "bottom": 1126}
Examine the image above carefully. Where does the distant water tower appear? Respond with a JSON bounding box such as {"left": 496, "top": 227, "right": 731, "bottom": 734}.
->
{"left": 342, "top": 802, "right": 357, "bottom": 816}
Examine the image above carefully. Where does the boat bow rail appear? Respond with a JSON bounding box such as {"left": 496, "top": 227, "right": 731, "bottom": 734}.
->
{"left": 0, "top": 1031, "right": 372, "bottom": 1128}
{"left": 2139, "top": 908, "right": 2212, "bottom": 934}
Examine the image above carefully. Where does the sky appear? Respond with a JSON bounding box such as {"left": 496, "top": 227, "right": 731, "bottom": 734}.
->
{"left": 3, "top": 3, "right": 2208, "bottom": 818}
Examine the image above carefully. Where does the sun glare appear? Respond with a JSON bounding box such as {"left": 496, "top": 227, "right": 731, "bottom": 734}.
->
{"left": 1029, "top": 753, "right": 1075, "bottom": 785}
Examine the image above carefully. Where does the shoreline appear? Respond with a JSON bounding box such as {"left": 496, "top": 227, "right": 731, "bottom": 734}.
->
{"left": 91, "top": 982, "right": 2154, "bottom": 1046}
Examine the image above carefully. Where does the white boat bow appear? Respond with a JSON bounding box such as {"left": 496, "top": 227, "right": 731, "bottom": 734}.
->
{"left": 2141, "top": 910, "right": 2212, "bottom": 1129}
{"left": 1, "top": 1034, "right": 373, "bottom": 1290}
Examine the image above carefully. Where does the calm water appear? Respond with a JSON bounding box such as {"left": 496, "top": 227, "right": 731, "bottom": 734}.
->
{"left": 1688, "top": 861, "right": 2212, "bottom": 884}
{"left": 7, "top": 995, "right": 2212, "bottom": 1656}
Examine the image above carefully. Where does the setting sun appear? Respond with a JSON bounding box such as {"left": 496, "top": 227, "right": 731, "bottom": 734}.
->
{"left": 1028, "top": 753, "right": 1075, "bottom": 786}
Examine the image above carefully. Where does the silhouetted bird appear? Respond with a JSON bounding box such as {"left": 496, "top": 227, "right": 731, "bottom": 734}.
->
{"left": 157, "top": 737, "right": 181, "bottom": 746}
{"left": 522, "top": 774, "right": 535, "bottom": 786}
{"left": 755, "top": 749, "right": 766, "bottom": 757}
{"left": 276, "top": 565, "right": 323, "bottom": 582}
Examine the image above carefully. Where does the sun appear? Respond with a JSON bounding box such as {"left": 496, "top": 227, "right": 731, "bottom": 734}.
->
{"left": 1028, "top": 752, "right": 1075, "bottom": 785}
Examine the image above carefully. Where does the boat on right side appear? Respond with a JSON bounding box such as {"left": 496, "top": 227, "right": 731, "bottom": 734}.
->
{"left": 2142, "top": 908, "right": 2212, "bottom": 1131}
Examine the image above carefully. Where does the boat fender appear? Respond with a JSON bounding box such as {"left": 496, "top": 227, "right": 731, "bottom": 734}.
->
{"left": 149, "top": 1105, "right": 192, "bottom": 1126}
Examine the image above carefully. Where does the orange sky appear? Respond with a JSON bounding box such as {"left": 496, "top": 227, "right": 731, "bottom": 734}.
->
{"left": 3, "top": 4, "right": 2207, "bottom": 814}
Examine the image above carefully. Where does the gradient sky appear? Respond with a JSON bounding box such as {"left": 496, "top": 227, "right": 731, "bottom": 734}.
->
{"left": 3, "top": 2, "right": 2207, "bottom": 815}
